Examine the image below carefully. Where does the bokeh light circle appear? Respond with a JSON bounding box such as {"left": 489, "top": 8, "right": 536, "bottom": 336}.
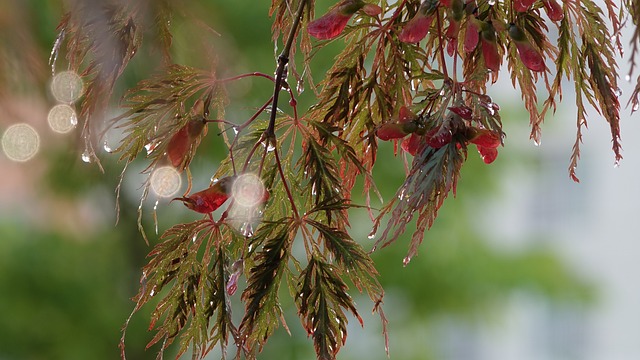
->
{"left": 232, "top": 173, "right": 266, "bottom": 208}
{"left": 51, "top": 70, "right": 84, "bottom": 103}
{"left": 2, "top": 123, "right": 40, "bottom": 162}
{"left": 47, "top": 104, "right": 77, "bottom": 133}
{"left": 150, "top": 166, "right": 182, "bottom": 198}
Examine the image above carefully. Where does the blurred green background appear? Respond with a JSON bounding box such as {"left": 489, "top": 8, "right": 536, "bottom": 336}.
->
{"left": 6, "top": 0, "right": 636, "bottom": 359}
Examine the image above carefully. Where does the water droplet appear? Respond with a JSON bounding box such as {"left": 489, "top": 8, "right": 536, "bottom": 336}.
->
{"left": 262, "top": 139, "right": 276, "bottom": 152}
{"left": 439, "top": 89, "right": 445, "bottom": 96}
{"left": 144, "top": 142, "right": 156, "bottom": 155}
{"left": 367, "top": 230, "right": 376, "bottom": 240}
{"left": 296, "top": 79, "right": 305, "bottom": 94}
{"left": 81, "top": 150, "right": 91, "bottom": 163}
{"left": 488, "top": 0, "right": 495, "bottom": 4}
{"left": 398, "top": 189, "right": 406, "bottom": 200}
{"left": 632, "top": 102, "right": 639, "bottom": 112}
{"left": 626, "top": 74, "right": 632, "bottom": 82}
{"left": 533, "top": 139, "right": 541, "bottom": 147}
{"left": 402, "top": 256, "right": 412, "bottom": 266}
{"left": 153, "top": 200, "right": 159, "bottom": 235}
{"left": 241, "top": 223, "right": 254, "bottom": 238}
{"left": 614, "top": 87, "right": 622, "bottom": 97}
{"left": 232, "top": 126, "right": 239, "bottom": 135}
{"left": 103, "top": 140, "right": 112, "bottom": 153}
{"left": 614, "top": 160, "right": 620, "bottom": 168}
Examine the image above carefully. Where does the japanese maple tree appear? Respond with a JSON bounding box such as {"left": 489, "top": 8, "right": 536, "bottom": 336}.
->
{"left": 49, "top": 0, "right": 640, "bottom": 359}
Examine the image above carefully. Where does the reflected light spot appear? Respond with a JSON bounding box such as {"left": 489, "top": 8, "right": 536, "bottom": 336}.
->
{"left": 2, "top": 123, "right": 40, "bottom": 162}
{"left": 232, "top": 173, "right": 266, "bottom": 208}
{"left": 150, "top": 166, "right": 182, "bottom": 198}
{"left": 51, "top": 70, "right": 84, "bottom": 103}
{"left": 47, "top": 104, "right": 77, "bottom": 133}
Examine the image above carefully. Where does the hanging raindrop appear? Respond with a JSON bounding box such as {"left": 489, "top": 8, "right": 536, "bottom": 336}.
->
{"left": 103, "top": 140, "right": 113, "bottom": 153}
{"left": 81, "top": 150, "right": 91, "bottom": 163}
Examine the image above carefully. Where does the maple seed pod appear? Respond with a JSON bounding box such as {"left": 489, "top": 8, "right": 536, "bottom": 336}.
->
{"left": 463, "top": 18, "right": 480, "bottom": 53}
{"left": 362, "top": 3, "right": 382, "bottom": 16}
{"left": 448, "top": 105, "right": 473, "bottom": 120}
{"left": 508, "top": 24, "right": 545, "bottom": 72}
{"left": 397, "top": 105, "right": 419, "bottom": 123}
{"left": 542, "top": 0, "right": 564, "bottom": 22}
{"left": 166, "top": 100, "right": 207, "bottom": 170}
{"left": 376, "top": 106, "right": 420, "bottom": 140}
{"left": 307, "top": 0, "right": 366, "bottom": 40}
{"left": 398, "top": 0, "right": 439, "bottom": 43}
{"left": 401, "top": 133, "right": 424, "bottom": 156}
{"left": 477, "top": 145, "right": 498, "bottom": 164}
{"left": 425, "top": 127, "right": 453, "bottom": 149}
{"left": 469, "top": 129, "right": 501, "bottom": 148}
{"left": 480, "top": 22, "right": 500, "bottom": 73}
{"left": 172, "top": 176, "right": 235, "bottom": 214}
{"left": 376, "top": 123, "right": 407, "bottom": 140}
{"left": 514, "top": 0, "right": 537, "bottom": 12}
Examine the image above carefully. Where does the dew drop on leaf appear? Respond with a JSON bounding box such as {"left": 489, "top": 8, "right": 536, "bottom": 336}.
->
{"left": 614, "top": 87, "right": 622, "bottom": 97}
{"left": 633, "top": 102, "right": 639, "bottom": 112}
{"left": 488, "top": 0, "right": 495, "bottom": 5}
{"left": 296, "top": 78, "right": 304, "bottom": 94}
{"left": 625, "top": 74, "right": 632, "bottom": 82}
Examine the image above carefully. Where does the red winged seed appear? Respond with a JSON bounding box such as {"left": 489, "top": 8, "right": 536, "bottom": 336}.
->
{"left": 477, "top": 145, "right": 498, "bottom": 164}
{"left": 542, "top": 0, "right": 564, "bottom": 22}
{"left": 307, "top": 0, "right": 365, "bottom": 40}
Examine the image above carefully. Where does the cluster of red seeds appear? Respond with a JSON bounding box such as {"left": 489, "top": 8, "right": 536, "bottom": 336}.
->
{"left": 375, "top": 105, "right": 502, "bottom": 164}
{"left": 308, "top": 0, "right": 563, "bottom": 72}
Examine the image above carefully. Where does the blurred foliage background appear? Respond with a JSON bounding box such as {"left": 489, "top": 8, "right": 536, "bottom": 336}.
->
{"left": 0, "top": 0, "right": 593, "bottom": 359}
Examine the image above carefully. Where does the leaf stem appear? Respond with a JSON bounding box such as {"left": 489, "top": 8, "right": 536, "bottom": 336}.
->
{"left": 265, "top": 0, "right": 308, "bottom": 137}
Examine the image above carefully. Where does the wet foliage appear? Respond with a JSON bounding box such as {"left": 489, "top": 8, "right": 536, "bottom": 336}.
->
{"left": 47, "top": 0, "right": 640, "bottom": 359}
